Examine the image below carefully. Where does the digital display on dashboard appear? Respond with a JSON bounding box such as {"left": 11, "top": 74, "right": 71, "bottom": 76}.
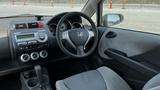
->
{"left": 16, "top": 34, "right": 34, "bottom": 40}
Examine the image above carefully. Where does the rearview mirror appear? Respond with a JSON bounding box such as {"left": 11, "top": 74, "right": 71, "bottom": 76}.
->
{"left": 103, "top": 14, "right": 124, "bottom": 27}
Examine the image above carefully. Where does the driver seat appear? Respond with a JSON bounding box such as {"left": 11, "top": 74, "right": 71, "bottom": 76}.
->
{"left": 56, "top": 67, "right": 160, "bottom": 90}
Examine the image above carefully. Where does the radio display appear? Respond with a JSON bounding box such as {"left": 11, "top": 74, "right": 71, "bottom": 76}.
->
{"left": 16, "top": 34, "right": 34, "bottom": 40}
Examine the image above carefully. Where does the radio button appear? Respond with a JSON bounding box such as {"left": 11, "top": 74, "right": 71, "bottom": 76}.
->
{"left": 30, "top": 52, "right": 39, "bottom": 60}
{"left": 20, "top": 54, "right": 30, "bottom": 62}
{"left": 40, "top": 50, "right": 48, "bottom": 58}
{"left": 17, "top": 42, "right": 27, "bottom": 46}
{"left": 28, "top": 40, "right": 37, "bottom": 45}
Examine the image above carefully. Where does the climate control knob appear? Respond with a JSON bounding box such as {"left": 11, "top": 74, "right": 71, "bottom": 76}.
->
{"left": 30, "top": 52, "right": 39, "bottom": 60}
{"left": 40, "top": 50, "right": 48, "bottom": 58}
{"left": 20, "top": 54, "right": 30, "bottom": 62}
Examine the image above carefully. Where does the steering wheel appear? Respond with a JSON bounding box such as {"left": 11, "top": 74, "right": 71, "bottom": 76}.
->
{"left": 56, "top": 12, "right": 98, "bottom": 58}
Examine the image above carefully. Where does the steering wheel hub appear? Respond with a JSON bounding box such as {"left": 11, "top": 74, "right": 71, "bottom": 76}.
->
{"left": 69, "top": 29, "right": 89, "bottom": 46}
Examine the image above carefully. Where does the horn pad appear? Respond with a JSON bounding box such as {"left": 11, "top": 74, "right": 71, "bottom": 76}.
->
{"left": 69, "top": 29, "right": 89, "bottom": 46}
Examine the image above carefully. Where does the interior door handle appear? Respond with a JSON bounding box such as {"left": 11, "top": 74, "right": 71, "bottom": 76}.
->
{"left": 105, "top": 31, "right": 117, "bottom": 38}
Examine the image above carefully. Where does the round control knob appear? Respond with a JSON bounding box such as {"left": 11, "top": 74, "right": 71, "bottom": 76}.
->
{"left": 30, "top": 52, "right": 39, "bottom": 60}
{"left": 40, "top": 50, "right": 48, "bottom": 58}
{"left": 20, "top": 54, "right": 30, "bottom": 62}
{"left": 37, "top": 33, "right": 48, "bottom": 43}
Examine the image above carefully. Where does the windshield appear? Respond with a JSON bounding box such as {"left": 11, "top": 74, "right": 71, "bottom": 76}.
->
{"left": 0, "top": 0, "right": 88, "bottom": 17}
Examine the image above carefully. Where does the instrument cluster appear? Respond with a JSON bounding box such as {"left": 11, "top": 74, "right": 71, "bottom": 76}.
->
{"left": 48, "top": 14, "right": 83, "bottom": 36}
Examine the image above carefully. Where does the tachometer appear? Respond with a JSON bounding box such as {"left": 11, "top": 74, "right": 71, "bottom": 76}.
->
{"left": 48, "top": 23, "right": 57, "bottom": 35}
{"left": 60, "top": 22, "right": 68, "bottom": 31}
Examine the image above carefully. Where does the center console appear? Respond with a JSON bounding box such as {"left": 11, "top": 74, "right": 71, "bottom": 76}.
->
{"left": 20, "top": 65, "right": 52, "bottom": 90}
{"left": 9, "top": 21, "right": 51, "bottom": 63}
{"left": 8, "top": 20, "right": 53, "bottom": 90}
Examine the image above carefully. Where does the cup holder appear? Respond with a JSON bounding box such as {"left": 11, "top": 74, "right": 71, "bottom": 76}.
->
{"left": 27, "top": 78, "right": 38, "bottom": 87}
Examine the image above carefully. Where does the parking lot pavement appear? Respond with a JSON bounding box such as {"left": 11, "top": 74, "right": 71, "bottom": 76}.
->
{"left": 0, "top": 4, "right": 159, "bottom": 34}
{"left": 0, "top": 5, "right": 82, "bottom": 17}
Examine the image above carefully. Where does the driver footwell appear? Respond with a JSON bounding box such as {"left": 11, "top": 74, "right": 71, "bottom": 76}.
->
{"left": 47, "top": 58, "right": 92, "bottom": 90}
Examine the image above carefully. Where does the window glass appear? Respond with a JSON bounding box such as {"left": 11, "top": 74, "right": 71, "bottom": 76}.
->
{"left": 103, "top": 0, "right": 160, "bottom": 34}
{"left": 0, "top": 0, "right": 88, "bottom": 17}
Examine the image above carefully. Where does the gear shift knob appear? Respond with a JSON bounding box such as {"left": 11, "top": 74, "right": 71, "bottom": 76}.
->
{"left": 20, "top": 65, "right": 52, "bottom": 90}
{"left": 34, "top": 65, "right": 43, "bottom": 88}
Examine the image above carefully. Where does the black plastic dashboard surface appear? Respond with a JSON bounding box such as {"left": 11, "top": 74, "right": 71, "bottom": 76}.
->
{"left": 0, "top": 12, "right": 85, "bottom": 76}
{"left": 0, "top": 16, "right": 69, "bottom": 76}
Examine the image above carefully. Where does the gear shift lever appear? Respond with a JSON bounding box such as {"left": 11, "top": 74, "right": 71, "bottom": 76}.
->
{"left": 34, "top": 65, "right": 44, "bottom": 89}
{"left": 20, "top": 65, "right": 52, "bottom": 90}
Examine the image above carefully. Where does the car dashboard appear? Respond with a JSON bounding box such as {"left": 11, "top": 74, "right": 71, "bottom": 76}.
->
{"left": 0, "top": 13, "right": 83, "bottom": 76}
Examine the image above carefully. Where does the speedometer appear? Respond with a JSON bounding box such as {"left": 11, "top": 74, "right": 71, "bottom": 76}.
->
{"left": 48, "top": 19, "right": 72, "bottom": 36}
{"left": 72, "top": 22, "right": 82, "bottom": 28}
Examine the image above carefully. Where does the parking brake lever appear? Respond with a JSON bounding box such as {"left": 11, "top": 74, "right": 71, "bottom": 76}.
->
{"left": 34, "top": 65, "right": 44, "bottom": 90}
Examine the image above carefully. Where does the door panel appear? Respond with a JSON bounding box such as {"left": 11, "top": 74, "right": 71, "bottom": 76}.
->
{"left": 99, "top": 28, "right": 160, "bottom": 59}
{"left": 98, "top": 27, "right": 160, "bottom": 89}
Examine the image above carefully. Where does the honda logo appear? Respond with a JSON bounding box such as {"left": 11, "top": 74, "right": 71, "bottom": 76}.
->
{"left": 77, "top": 32, "right": 83, "bottom": 37}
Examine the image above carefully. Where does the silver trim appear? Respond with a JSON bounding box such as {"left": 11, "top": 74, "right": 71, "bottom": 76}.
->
{"left": 36, "top": 32, "right": 48, "bottom": 43}
{"left": 15, "top": 33, "right": 36, "bottom": 42}
{"left": 39, "top": 50, "right": 48, "bottom": 58}
{"left": 84, "top": 30, "right": 94, "bottom": 48}
{"left": 20, "top": 54, "right": 30, "bottom": 62}
{"left": 62, "top": 31, "right": 76, "bottom": 49}
{"left": 30, "top": 52, "right": 39, "bottom": 60}
{"left": 62, "top": 30, "right": 94, "bottom": 49}
{"left": 14, "top": 31, "right": 48, "bottom": 43}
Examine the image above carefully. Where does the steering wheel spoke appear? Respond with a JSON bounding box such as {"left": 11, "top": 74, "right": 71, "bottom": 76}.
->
{"left": 62, "top": 31, "right": 76, "bottom": 49}
{"left": 88, "top": 30, "right": 95, "bottom": 37}
{"left": 84, "top": 30, "right": 95, "bottom": 47}
{"left": 77, "top": 46, "right": 85, "bottom": 55}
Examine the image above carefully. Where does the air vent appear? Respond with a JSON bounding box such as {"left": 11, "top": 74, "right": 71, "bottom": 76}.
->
{"left": 15, "top": 23, "right": 27, "bottom": 29}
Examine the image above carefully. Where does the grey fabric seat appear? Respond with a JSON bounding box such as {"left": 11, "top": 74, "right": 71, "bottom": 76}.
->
{"left": 143, "top": 73, "right": 160, "bottom": 90}
{"left": 56, "top": 67, "right": 160, "bottom": 90}
{"left": 56, "top": 67, "right": 131, "bottom": 90}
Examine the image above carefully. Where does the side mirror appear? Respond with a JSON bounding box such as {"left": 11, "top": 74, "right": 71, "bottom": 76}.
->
{"left": 103, "top": 14, "right": 124, "bottom": 27}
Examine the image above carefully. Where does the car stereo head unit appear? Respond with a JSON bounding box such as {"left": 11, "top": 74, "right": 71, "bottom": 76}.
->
{"left": 16, "top": 33, "right": 34, "bottom": 40}
{"left": 10, "top": 28, "right": 50, "bottom": 63}
{"left": 15, "top": 32, "right": 48, "bottom": 43}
